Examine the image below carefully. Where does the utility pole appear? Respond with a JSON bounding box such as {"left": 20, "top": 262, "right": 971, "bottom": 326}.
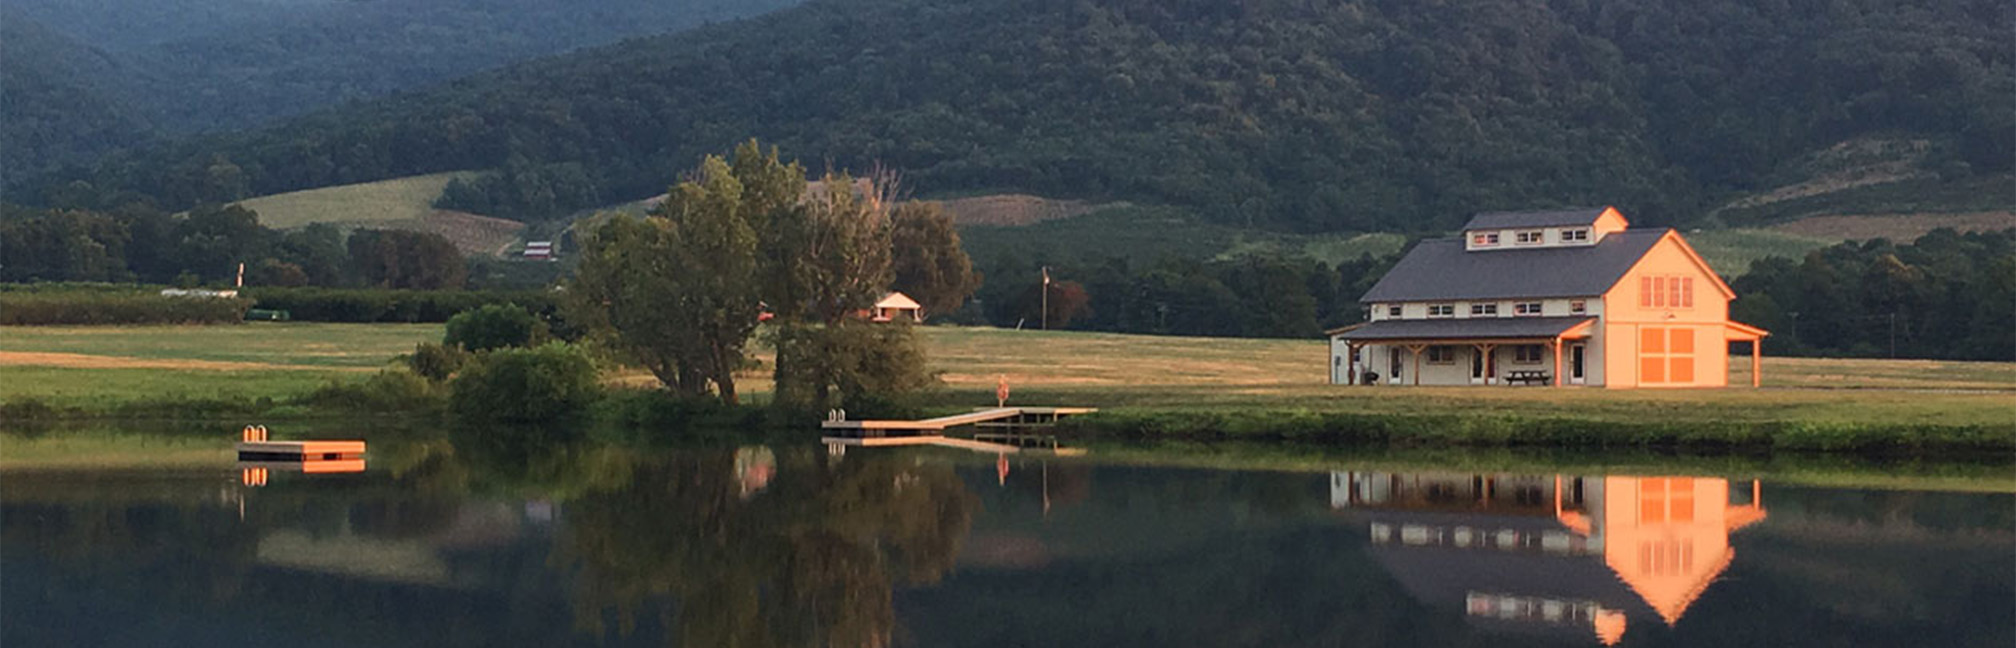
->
{"left": 1888, "top": 312, "right": 1897, "bottom": 358}
{"left": 1040, "top": 266, "right": 1051, "bottom": 330}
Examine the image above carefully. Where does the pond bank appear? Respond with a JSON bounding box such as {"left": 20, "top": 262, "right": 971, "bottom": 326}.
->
{"left": 1055, "top": 407, "right": 2016, "bottom": 455}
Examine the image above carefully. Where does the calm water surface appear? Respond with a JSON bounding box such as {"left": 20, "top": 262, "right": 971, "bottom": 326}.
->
{"left": 4, "top": 439, "right": 2011, "bottom": 647}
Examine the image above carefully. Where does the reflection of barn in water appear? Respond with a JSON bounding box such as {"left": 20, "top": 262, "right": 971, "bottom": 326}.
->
{"left": 1332, "top": 471, "right": 1765, "bottom": 645}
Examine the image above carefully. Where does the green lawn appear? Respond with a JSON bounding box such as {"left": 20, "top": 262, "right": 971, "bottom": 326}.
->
{"left": 1, "top": 323, "right": 441, "bottom": 408}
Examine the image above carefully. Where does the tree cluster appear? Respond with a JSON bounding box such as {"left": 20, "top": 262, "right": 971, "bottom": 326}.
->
{"left": 15, "top": 0, "right": 2009, "bottom": 229}
{"left": 1732, "top": 228, "right": 2015, "bottom": 361}
{"left": 569, "top": 141, "right": 973, "bottom": 409}
{"left": 0, "top": 203, "right": 466, "bottom": 289}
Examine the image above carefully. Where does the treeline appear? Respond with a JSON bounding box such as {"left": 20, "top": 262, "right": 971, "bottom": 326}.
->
{"left": 0, "top": 203, "right": 468, "bottom": 289}
{"left": 14, "top": 0, "right": 2010, "bottom": 230}
{"left": 1733, "top": 229, "right": 2015, "bottom": 361}
{"left": 974, "top": 253, "right": 1390, "bottom": 339}
{"left": 973, "top": 228, "right": 2016, "bottom": 361}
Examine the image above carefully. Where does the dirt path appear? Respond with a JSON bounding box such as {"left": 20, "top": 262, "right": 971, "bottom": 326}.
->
{"left": 0, "top": 351, "right": 370, "bottom": 372}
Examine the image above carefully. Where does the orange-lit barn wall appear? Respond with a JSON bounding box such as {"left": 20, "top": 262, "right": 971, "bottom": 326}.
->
{"left": 1600, "top": 233, "right": 1734, "bottom": 389}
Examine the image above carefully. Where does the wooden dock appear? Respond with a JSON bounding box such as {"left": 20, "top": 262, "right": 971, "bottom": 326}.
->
{"left": 818, "top": 406, "right": 1095, "bottom": 456}
{"left": 818, "top": 435, "right": 1087, "bottom": 456}
{"left": 819, "top": 406, "right": 1097, "bottom": 432}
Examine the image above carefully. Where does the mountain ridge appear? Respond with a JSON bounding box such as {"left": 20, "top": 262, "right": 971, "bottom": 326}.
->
{"left": 13, "top": 0, "right": 2011, "bottom": 233}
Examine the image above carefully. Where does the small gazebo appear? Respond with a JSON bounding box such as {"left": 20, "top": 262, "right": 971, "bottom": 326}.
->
{"left": 871, "top": 292, "right": 923, "bottom": 323}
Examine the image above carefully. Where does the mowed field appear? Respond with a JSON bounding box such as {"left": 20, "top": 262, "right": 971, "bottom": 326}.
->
{"left": 3, "top": 324, "right": 2012, "bottom": 428}
{"left": 0, "top": 324, "right": 439, "bottom": 408}
{"left": 226, "top": 172, "right": 525, "bottom": 256}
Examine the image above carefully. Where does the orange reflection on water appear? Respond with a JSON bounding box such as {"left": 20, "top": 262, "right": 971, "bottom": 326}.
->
{"left": 1335, "top": 471, "right": 1767, "bottom": 645}
{"left": 238, "top": 458, "right": 367, "bottom": 487}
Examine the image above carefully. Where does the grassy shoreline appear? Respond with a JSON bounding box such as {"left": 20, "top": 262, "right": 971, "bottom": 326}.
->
{"left": 3, "top": 324, "right": 2012, "bottom": 455}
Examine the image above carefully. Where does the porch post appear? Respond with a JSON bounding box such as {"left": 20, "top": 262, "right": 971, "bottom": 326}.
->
{"left": 1551, "top": 337, "right": 1564, "bottom": 386}
{"left": 1406, "top": 344, "right": 1426, "bottom": 386}
{"left": 1751, "top": 339, "right": 1762, "bottom": 388}
{"left": 1480, "top": 343, "right": 1498, "bottom": 385}
{"left": 1346, "top": 342, "right": 1359, "bottom": 385}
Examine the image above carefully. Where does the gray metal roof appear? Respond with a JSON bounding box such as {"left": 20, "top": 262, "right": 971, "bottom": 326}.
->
{"left": 1333, "top": 316, "right": 1595, "bottom": 341}
{"left": 1462, "top": 208, "right": 1611, "bottom": 231}
{"left": 1358, "top": 229, "right": 1669, "bottom": 303}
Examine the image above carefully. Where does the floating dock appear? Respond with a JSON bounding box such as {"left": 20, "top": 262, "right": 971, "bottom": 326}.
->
{"left": 236, "top": 440, "right": 367, "bottom": 461}
{"left": 234, "top": 425, "right": 366, "bottom": 461}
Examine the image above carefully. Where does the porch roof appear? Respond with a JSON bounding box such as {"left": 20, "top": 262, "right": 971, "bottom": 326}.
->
{"left": 1331, "top": 316, "right": 1596, "bottom": 342}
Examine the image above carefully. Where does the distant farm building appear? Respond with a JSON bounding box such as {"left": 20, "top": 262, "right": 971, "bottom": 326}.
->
{"left": 160, "top": 288, "right": 240, "bottom": 299}
{"left": 871, "top": 292, "right": 923, "bottom": 323}
{"left": 522, "top": 241, "right": 556, "bottom": 261}
{"left": 1329, "top": 207, "right": 1767, "bottom": 388}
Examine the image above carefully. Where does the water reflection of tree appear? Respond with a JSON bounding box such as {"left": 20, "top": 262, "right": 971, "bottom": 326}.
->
{"left": 558, "top": 449, "right": 977, "bottom": 647}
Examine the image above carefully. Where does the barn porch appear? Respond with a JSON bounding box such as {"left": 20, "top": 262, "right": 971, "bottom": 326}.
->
{"left": 1329, "top": 317, "right": 1597, "bottom": 387}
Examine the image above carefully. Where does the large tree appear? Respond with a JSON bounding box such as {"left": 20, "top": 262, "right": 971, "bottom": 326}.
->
{"left": 889, "top": 201, "right": 981, "bottom": 318}
{"left": 570, "top": 149, "right": 786, "bottom": 404}
{"left": 571, "top": 140, "right": 936, "bottom": 408}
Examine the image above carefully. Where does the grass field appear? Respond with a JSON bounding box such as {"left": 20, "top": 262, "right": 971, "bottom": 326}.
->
{"left": 5, "top": 324, "right": 2011, "bottom": 433}
{"left": 0, "top": 323, "right": 436, "bottom": 408}
{"left": 234, "top": 172, "right": 472, "bottom": 229}
{"left": 226, "top": 172, "right": 525, "bottom": 257}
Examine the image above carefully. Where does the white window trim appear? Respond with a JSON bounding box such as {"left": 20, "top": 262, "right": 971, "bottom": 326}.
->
{"left": 1428, "top": 304, "right": 1455, "bottom": 318}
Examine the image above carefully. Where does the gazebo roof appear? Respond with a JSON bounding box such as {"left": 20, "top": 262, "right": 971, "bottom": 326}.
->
{"left": 875, "top": 291, "right": 921, "bottom": 310}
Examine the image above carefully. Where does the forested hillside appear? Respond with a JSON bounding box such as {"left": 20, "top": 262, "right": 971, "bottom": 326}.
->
{"left": 15, "top": 0, "right": 2009, "bottom": 232}
{"left": 0, "top": 13, "right": 155, "bottom": 181}
{"left": 0, "top": 0, "right": 802, "bottom": 181}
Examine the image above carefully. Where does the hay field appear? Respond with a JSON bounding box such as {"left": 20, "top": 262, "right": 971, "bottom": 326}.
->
{"left": 4, "top": 323, "right": 2010, "bottom": 428}
{"left": 234, "top": 172, "right": 471, "bottom": 229}
{"left": 0, "top": 323, "right": 440, "bottom": 408}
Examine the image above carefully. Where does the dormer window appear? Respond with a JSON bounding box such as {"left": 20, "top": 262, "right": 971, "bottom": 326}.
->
{"left": 1514, "top": 231, "right": 1544, "bottom": 245}
{"left": 1571, "top": 300, "right": 1587, "bottom": 314}
{"left": 1470, "top": 303, "right": 1498, "bottom": 316}
{"left": 1428, "top": 304, "right": 1455, "bottom": 317}
{"left": 1514, "top": 302, "right": 1543, "bottom": 316}
{"left": 1472, "top": 232, "right": 1500, "bottom": 246}
{"left": 1388, "top": 305, "right": 1403, "bottom": 317}
{"left": 1563, "top": 228, "right": 1590, "bottom": 242}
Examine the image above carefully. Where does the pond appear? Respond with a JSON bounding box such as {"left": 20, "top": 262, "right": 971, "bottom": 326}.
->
{"left": 3, "top": 434, "right": 2011, "bottom": 647}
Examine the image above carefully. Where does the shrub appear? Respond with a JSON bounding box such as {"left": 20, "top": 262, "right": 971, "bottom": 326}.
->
{"left": 240, "top": 287, "right": 560, "bottom": 323}
{"left": 407, "top": 342, "right": 471, "bottom": 381}
{"left": 303, "top": 370, "right": 445, "bottom": 413}
{"left": 449, "top": 343, "right": 602, "bottom": 422}
{"left": 445, "top": 303, "right": 542, "bottom": 351}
